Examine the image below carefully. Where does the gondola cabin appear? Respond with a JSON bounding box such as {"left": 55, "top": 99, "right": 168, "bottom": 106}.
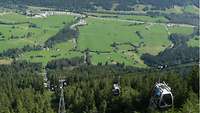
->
{"left": 112, "top": 81, "right": 120, "bottom": 96}
{"left": 50, "top": 84, "right": 55, "bottom": 91}
{"left": 150, "top": 81, "right": 173, "bottom": 109}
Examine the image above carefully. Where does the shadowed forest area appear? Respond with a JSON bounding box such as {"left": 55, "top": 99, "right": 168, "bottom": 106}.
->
{"left": 0, "top": 0, "right": 199, "bottom": 11}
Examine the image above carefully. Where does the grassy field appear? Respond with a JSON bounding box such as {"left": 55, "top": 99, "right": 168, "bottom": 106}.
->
{"left": 163, "top": 5, "right": 199, "bottom": 15}
{"left": 168, "top": 26, "right": 194, "bottom": 35}
{"left": 0, "top": 12, "right": 197, "bottom": 67}
{"left": 78, "top": 17, "right": 141, "bottom": 51}
{"left": 119, "top": 15, "right": 168, "bottom": 22}
{"left": 0, "top": 13, "right": 29, "bottom": 23}
{"left": 87, "top": 12, "right": 169, "bottom": 23}
{"left": 183, "top": 5, "right": 199, "bottom": 15}
{"left": 0, "top": 13, "right": 74, "bottom": 52}
{"left": 165, "top": 6, "right": 183, "bottom": 14}
{"left": 19, "top": 40, "right": 82, "bottom": 66}
{"left": 77, "top": 17, "right": 172, "bottom": 67}
{"left": 0, "top": 58, "right": 12, "bottom": 64}
{"left": 187, "top": 36, "right": 199, "bottom": 47}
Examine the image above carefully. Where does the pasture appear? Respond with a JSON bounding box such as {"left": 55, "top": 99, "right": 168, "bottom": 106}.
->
{"left": 164, "top": 5, "right": 199, "bottom": 15}
{"left": 0, "top": 58, "right": 12, "bottom": 64}
{"left": 86, "top": 12, "right": 169, "bottom": 23}
{"left": 187, "top": 36, "right": 200, "bottom": 47}
{"left": 0, "top": 12, "right": 197, "bottom": 67}
{"left": 0, "top": 12, "right": 74, "bottom": 52}
{"left": 168, "top": 25, "right": 194, "bottom": 35}
{"left": 19, "top": 40, "right": 81, "bottom": 65}
{"left": 77, "top": 17, "right": 171, "bottom": 66}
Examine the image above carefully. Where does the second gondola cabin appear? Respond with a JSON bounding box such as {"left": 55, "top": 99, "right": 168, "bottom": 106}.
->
{"left": 150, "top": 81, "right": 174, "bottom": 109}
{"left": 112, "top": 81, "right": 120, "bottom": 96}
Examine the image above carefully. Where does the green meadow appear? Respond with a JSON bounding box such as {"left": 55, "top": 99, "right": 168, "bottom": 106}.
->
{"left": 87, "top": 12, "right": 169, "bottom": 23}
{"left": 0, "top": 12, "right": 197, "bottom": 67}
{"left": 168, "top": 26, "right": 194, "bottom": 35}
{"left": 162, "top": 5, "right": 199, "bottom": 15}
{"left": 187, "top": 36, "right": 199, "bottom": 47}
{"left": 0, "top": 13, "right": 74, "bottom": 52}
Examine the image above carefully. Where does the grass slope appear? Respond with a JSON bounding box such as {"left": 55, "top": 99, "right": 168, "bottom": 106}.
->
{"left": 0, "top": 13, "right": 74, "bottom": 52}
{"left": 0, "top": 12, "right": 195, "bottom": 67}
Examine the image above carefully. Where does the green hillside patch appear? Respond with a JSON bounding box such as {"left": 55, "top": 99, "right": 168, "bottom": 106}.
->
{"left": 0, "top": 58, "right": 12, "bottom": 64}
{"left": 187, "top": 36, "right": 199, "bottom": 47}
{"left": 163, "top": 5, "right": 199, "bottom": 15}
{"left": 87, "top": 12, "right": 169, "bottom": 23}
{"left": 78, "top": 17, "right": 141, "bottom": 51}
{"left": 90, "top": 52, "right": 146, "bottom": 67}
{"left": 77, "top": 17, "right": 170, "bottom": 66}
{"left": 117, "top": 44, "right": 133, "bottom": 50}
{"left": 139, "top": 24, "right": 170, "bottom": 55}
{"left": 1, "top": 12, "right": 197, "bottom": 67}
{"left": 0, "top": 12, "right": 29, "bottom": 23}
{"left": 0, "top": 38, "right": 34, "bottom": 52}
{"left": 19, "top": 40, "right": 81, "bottom": 65}
{"left": 183, "top": 5, "right": 199, "bottom": 15}
{"left": 0, "top": 13, "right": 74, "bottom": 52}
{"left": 20, "top": 50, "right": 82, "bottom": 66}
{"left": 168, "top": 26, "right": 194, "bottom": 35}
{"left": 119, "top": 15, "right": 168, "bottom": 23}
{"left": 165, "top": 6, "right": 183, "bottom": 14}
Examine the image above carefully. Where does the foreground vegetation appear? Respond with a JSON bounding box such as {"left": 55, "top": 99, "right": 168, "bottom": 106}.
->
{"left": 0, "top": 61, "right": 199, "bottom": 113}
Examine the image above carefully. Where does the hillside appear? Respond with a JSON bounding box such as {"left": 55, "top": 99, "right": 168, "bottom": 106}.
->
{"left": 0, "top": 2, "right": 199, "bottom": 113}
{"left": 0, "top": 10, "right": 198, "bottom": 67}
{"left": 0, "top": 0, "right": 199, "bottom": 11}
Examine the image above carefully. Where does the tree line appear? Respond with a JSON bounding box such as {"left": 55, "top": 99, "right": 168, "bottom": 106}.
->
{"left": 44, "top": 21, "right": 79, "bottom": 48}
{"left": 146, "top": 11, "right": 199, "bottom": 26}
{"left": 0, "top": 0, "right": 199, "bottom": 11}
{"left": 0, "top": 45, "right": 43, "bottom": 58}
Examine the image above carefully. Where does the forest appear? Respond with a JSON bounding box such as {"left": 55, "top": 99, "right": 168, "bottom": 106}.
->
{"left": 146, "top": 12, "right": 199, "bottom": 26}
{"left": 0, "top": 0, "right": 199, "bottom": 11}
{"left": 0, "top": 61, "right": 199, "bottom": 113}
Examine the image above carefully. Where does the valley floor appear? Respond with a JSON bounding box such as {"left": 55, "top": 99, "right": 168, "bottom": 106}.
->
{"left": 0, "top": 9, "right": 199, "bottom": 67}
